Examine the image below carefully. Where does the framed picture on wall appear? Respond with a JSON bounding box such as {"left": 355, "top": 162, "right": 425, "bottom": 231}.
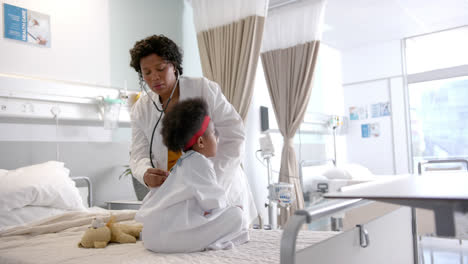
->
{"left": 371, "top": 102, "right": 391, "bottom": 118}
{"left": 361, "top": 122, "right": 380, "bottom": 138}
{"left": 3, "top": 3, "right": 51, "bottom": 47}
{"left": 349, "top": 106, "right": 368, "bottom": 120}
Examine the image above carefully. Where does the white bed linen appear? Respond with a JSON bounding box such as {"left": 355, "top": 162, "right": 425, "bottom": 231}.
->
{"left": 0, "top": 161, "right": 85, "bottom": 212}
{"left": 0, "top": 206, "right": 69, "bottom": 232}
{"left": 302, "top": 163, "right": 378, "bottom": 194}
{"left": 0, "top": 209, "right": 337, "bottom": 264}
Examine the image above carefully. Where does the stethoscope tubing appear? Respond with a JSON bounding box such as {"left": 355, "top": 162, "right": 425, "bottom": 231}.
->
{"left": 143, "top": 74, "right": 179, "bottom": 168}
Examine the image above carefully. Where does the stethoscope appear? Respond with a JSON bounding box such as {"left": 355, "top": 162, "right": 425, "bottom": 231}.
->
{"left": 140, "top": 70, "right": 179, "bottom": 168}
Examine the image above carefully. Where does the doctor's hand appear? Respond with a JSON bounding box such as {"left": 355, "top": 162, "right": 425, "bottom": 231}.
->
{"left": 143, "top": 168, "right": 169, "bottom": 187}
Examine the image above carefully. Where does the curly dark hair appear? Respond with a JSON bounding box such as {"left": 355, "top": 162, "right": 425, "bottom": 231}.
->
{"left": 129, "top": 34, "right": 183, "bottom": 78}
{"left": 161, "top": 98, "right": 210, "bottom": 152}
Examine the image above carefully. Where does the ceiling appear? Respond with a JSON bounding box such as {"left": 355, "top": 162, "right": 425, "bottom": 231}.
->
{"left": 269, "top": 0, "right": 468, "bottom": 50}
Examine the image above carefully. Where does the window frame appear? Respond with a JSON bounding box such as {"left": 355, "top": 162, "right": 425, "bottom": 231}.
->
{"left": 402, "top": 26, "right": 468, "bottom": 173}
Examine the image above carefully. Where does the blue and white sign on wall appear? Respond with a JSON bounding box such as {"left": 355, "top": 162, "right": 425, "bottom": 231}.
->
{"left": 361, "top": 123, "right": 380, "bottom": 138}
{"left": 361, "top": 124, "right": 370, "bottom": 138}
{"left": 3, "top": 3, "right": 51, "bottom": 47}
{"left": 3, "top": 3, "right": 27, "bottom": 41}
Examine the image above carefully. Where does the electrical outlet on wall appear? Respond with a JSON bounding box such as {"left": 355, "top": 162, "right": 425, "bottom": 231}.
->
{"left": 21, "top": 103, "right": 34, "bottom": 113}
{"left": 0, "top": 105, "right": 6, "bottom": 111}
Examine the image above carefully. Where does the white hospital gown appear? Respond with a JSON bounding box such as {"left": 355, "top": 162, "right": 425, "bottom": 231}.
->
{"left": 135, "top": 151, "right": 248, "bottom": 253}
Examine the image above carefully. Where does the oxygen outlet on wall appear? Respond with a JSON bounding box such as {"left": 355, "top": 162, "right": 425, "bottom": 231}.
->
{"left": 99, "top": 97, "right": 123, "bottom": 130}
{"left": 22, "top": 102, "right": 34, "bottom": 113}
{"left": 50, "top": 105, "right": 61, "bottom": 161}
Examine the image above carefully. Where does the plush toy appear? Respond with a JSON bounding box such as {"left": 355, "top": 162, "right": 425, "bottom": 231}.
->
{"left": 78, "top": 215, "right": 143, "bottom": 248}
{"left": 107, "top": 215, "right": 143, "bottom": 244}
{"left": 78, "top": 217, "right": 111, "bottom": 248}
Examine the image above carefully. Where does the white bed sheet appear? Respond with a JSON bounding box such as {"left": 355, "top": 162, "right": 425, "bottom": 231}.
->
{"left": 0, "top": 206, "right": 69, "bottom": 232}
{"left": 0, "top": 209, "right": 337, "bottom": 264}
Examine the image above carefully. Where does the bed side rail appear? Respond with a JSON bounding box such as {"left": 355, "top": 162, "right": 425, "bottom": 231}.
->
{"left": 280, "top": 199, "right": 370, "bottom": 264}
{"left": 71, "top": 176, "right": 93, "bottom": 207}
{"left": 418, "top": 159, "right": 468, "bottom": 175}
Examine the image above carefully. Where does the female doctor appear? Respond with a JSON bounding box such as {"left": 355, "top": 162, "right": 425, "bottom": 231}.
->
{"left": 129, "top": 34, "right": 257, "bottom": 227}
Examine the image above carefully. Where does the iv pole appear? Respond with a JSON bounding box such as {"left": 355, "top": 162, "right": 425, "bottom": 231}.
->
{"left": 264, "top": 152, "right": 277, "bottom": 230}
{"left": 332, "top": 123, "right": 337, "bottom": 166}
{"left": 330, "top": 115, "right": 342, "bottom": 167}
{"left": 259, "top": 132, "right": 277, "bottom": 230}
{"left": 260, "top": 132, "right": 294, "bottom": 230}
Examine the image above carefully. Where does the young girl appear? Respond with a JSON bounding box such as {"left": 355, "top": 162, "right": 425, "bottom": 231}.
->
{"left": 135, "top": 98, "right": 248, "bottom": 253}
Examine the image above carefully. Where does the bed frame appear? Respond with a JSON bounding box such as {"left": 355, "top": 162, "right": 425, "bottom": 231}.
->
{"left": 65, "top": 162, "right": 467, "bottom": 264}
{"left": 297, "top": 170, "right": 468, "bottom": 264}
{"left": 71, "top": 176, "right": 93, "bottom": 207}
{"left": 280, "top": 199, "right": 414, "bottom": 264}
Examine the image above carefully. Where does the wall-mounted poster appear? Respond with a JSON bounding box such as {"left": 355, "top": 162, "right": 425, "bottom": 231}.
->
{"left": 381, "top": 102, "right": 391, "bottom": 116}
{"left": 3, "top": 3, "right": 51, "bottom": 47}
{"left": 370, "top": 122, "right": 380, "bottom": 137}
{"left": 361, "top": 122, "right": 380, "bottom": 138}
{"left": 361, "top": 124, "right": 370, "bottom": 138}
{"left": 349, "top": 106, "right": 368, "bottom": 120}
{"left": 371, "top": 102, "right": 391, "bottom": 118}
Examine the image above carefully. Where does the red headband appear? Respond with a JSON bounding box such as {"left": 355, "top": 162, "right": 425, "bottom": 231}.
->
{"left": 184, "top": 116, "right": 211, "bottom": 151}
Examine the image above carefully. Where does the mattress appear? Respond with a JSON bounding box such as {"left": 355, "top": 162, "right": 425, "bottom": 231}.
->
{"left": 0, "top": 209, "right": 337, "bottom": 264}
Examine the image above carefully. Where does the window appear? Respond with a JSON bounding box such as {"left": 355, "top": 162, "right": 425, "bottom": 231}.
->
{"left": 409, "top": 76, "right": 468, "bottom": 160}
{"left": 405, "top": 26, "right": 468, "bottom": 170}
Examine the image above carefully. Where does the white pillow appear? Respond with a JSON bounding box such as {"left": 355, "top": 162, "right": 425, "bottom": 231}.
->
{"left": 0, "top": 161, "right": 86, "bottom": 212}
{"left": 341, "top": 163, "right": 374, "bottom": 180}
{"left": 323, "top": 167, "right": 352, "bottom": 179}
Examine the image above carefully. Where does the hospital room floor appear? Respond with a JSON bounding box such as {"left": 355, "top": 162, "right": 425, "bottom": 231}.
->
{"left": 420, "top": 236, "right": 468, "bottom": 264}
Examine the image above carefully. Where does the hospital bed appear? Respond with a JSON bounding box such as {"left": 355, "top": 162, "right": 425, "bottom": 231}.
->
{"left": 5, "top": 160, "right": 461, "bottom": 264}
{"left": 0, "top": 161, "right": 342, "bottom": 264}
{"left": 292, "top": 160, "right": 416, "bottom": 263}
{"left": 292, "top": 158, "right": 468, "bottom": 264}
{"left": 0, "top": 160, "right": 410, "bottom": 264}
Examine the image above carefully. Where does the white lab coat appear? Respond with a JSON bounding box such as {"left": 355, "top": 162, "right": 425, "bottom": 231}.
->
{"left": 130, "top": 76, "right": 257, "bottom": 226}
{"left": 135, "top": 151, "right": 248, "bottom": 253}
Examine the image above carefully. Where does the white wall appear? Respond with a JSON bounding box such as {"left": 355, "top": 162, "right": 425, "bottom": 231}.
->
{"left": 341, "top": 40, "right": 402, "bottom": 84}
{"left": 181, "top": 1, "right": 203, "bottom": 78}
{"left": 341, "top": 40, "right": 410, "bottom": 174}
{"left": 0, "top": 0, "right": 111, "bottom": 86}
{"left": 0, "top": 0, "right": 124, "bottom": 207}
{"left": 313, "top": 45, "right": 347, "bottom": 166}
{"left": 0, "top": 0, "right": 352, "bottom": 215}
{"left": 0, "top": 0, "right": 191, "bottom": 207}
{"left": 109, "top": 0, "right": 203, "bottom": 88}
{"left": 343, "top": 80, "right": 395, "bottom": 174}
{"left": 108, "top": 0, "right": 186, "bottom": 89}
{"left": 0, "top": 0, "right": 192, "bottom": 91}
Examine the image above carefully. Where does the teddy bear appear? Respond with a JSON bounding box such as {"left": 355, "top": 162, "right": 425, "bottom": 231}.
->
{"left": 78, "top": 215, "right": 143, "bottom": 248}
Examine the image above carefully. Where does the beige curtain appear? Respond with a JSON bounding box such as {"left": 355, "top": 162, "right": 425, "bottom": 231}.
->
{"left": 197, "top": 15, "right": 264, "bottom": 120}
{"left": 261, "top": 41, "right": 321, "bottom": 226}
